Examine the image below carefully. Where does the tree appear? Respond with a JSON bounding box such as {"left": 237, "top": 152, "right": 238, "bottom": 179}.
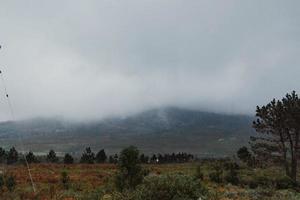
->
{"left": 47, "top": 150, "right": 59, "bottom": 163}
{"left": 115, "top": 146, "right": 144, "bottom": 191}
{"left": 7, "top": 147, "right": 18, "bottom": 165}
{"left": 140, "top": 154, "right": 148, "bottom": 163}
{"left": 237, "top": 146, "right": 254, "bottom": 166}
{"left": 252, "top": 91, "right": 300, "bottom": 181}
{"left": 80, "top": 147, "right": 95, "bottom": 164}
{"left": 26, "top": 151, "right": 37, "bottom": 163}
{"left": 64, "top": 153, "right": 74, "bottom": 164}
{"left": 96, "top": 149, "right": 107, "bottom": 163}
{"left": 0, "top": 147, "right": 6, "bottom": 163}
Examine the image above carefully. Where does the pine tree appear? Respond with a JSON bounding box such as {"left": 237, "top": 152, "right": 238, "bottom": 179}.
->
{"left": 26, "top": 151, "right": 37, "bottom": 163}
{"left": 252, "top": 91, "right": 300, "bottom": 181}
{"left": 80, "top": 147, "right": 95, "bottom": 164}
{"left": 47, "top": 150, "right": 59, "bottom": 163}
{"left": 64, "top": 153, "right": 74, "bottom": 164}
{"left": 96, "top": 149, "right": 107, "bottom": 163}
{"left": 7, "top": 147, "right": 18, "bottom": 165}
{"left": 0, "top": 147, "right": 6, "bottom": 163}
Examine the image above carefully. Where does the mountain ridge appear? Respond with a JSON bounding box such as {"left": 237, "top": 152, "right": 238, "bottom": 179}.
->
{"left": 0, "top": 107, "right": 255, "bottom": 156}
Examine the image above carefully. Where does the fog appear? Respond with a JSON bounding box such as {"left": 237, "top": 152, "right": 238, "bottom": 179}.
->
{"left": 0, "top": 0, "right": 299, "bottom": 121}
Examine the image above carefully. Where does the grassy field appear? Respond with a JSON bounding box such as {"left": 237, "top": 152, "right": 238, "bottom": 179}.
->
{"left": 0, "top": 162, "right": 299, "bottom": 200}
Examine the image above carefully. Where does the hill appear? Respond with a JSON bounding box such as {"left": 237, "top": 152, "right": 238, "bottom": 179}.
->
{"left": 0, "top": 107, "right": 254, "bottom": 157}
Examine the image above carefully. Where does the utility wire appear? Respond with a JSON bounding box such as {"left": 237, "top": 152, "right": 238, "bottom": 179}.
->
{"left": 0, "top": 69, "right": 36, "bottom": 192}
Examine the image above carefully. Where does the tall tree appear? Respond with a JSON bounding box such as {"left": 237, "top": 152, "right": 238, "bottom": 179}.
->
{"left": 80, "top": 147, "right": 95, "bottom": 164}
{"left": 252, "top": 91, "right": 300, "bottom": 181}
{"left": 26, "top": 151, "right": 37, "bottom": 164}
{"left": 95, "top": 149, "right": 107, "bottom": 163}
{"left": 64, "top": 153, "right": 74, "bottom": 164}
{"left": 47, "top": 150, "right": 59, "bottom": 163}
{"left": 7, "top": 147, "right": 18, "bottom": 165}
{"left": 0, "top": 147, "right": 6, "bottom": 163}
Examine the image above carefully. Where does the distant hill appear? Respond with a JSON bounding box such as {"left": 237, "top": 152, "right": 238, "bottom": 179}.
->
{"left": 0, "top": 107, "right": 255, "bottom": 157}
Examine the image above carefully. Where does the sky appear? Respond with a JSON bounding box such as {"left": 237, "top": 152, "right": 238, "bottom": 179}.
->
{"left": 0, "top": 0, "right": 299, "bottom": 121}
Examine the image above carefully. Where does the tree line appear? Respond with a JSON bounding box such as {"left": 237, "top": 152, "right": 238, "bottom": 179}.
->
{"left": 0, "top": 146, "right": 194, "bottom": 165}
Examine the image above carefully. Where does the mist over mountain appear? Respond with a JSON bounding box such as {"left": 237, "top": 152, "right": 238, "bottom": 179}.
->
{"left": 0, "top": 107, "right": 254, "bottom": 157}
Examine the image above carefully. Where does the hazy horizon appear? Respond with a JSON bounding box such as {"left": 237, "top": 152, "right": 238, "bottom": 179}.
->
{"left": 0, "top": 0, "right": 299, "bottom": 121}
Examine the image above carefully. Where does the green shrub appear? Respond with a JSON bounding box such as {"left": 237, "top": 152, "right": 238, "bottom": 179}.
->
{"left": 224, "top": 161, "right": 239, "bottom": 170}
{"left": 254, "top": 175, "right": 273, "bottom": 187}
{"left": 132, "top": 174, "right": 207, "bottom": 200}
{"left": 115, "top": 146, "right": 144, "bottom": 191}
{"left": 61, "top": 171, "right": 70, "bottom": 189}
{"left": 224, "top": 164, "right": 239, "bottom": 185}
{"left": 0, "top": 175, "right": 4, "bottom": 191}
{"left": 5, "top": 175, "right": 16, "bottom": 192}
{"left": 275, "top": 176, "right": 296, "bottom": 189}
{"left": 195, "top": 165, "right": 204, "bottom": 180}
{"left": 209, "top": 165, "right": 223, "bottom": 183}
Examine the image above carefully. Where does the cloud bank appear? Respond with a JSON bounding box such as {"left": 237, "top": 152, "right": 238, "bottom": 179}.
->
{"left": 0, "top": 0, "right": 299, "bottom": 121}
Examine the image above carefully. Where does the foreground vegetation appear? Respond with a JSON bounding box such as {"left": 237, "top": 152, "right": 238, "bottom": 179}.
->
{"left": 0, "top": 157, "right": 299, "bottom": 199}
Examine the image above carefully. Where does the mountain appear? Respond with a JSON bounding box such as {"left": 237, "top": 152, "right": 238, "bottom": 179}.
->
{"left": 0, "top": 107, "right": 255, "bottom": 157}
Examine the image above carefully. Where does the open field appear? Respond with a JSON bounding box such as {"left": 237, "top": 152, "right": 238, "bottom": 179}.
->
{"left": 1, "top": 162, "right": 299, "bottom": 200}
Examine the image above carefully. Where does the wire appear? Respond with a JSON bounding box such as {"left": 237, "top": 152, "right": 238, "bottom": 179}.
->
{"left": 0, "top": 70, "right": 36, "bottom": 193}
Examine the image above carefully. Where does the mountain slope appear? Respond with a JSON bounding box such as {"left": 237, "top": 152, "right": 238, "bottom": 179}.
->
{"left": 0, "top": 107, "right": 255, "bottom": 156}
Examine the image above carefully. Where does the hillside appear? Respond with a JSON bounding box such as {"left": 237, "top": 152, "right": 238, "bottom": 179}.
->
{"left": 0, "top": 107, "right": 254, "bottom": 157}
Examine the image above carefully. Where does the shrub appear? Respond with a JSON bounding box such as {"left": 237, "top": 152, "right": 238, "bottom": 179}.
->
{"left": 224, "top": 161, "right": 239, "bottom": 170}
{"left": 26, "top": 151, "right": 38, "bottom": 163}
{"left": 96, "top": 149, "right": 107, "bottom": 163}
{"left": 0, "top": 147, "right": 6, "bottom": 163}
{"left": 275, "top": 176, "right": 296, "bottom": 189}
{"left": 209, "top": 164, "right": 223, "bottom": 183}
{"left": 195, "top": 165, "right": 204, "bottom": 180}
{"left": 0, "top": 175, "right": 4, "bottom": 191}
{"left": 7, "top": 147, "right": 18, "bottom": 165}
{"left": 64, "top": 153, "right": 74, "bottom": 164}
{"left": 61, "top": 171, "right": 70, "bottom": 189}
{"left": 80, "top": 147, "right": 95, "bottom": 164}
{"left": 132, "top": 174, "right": 207, "bottom": 200}
{"left": 251, "top": 174, "right": 273, "bottom": 188}
{"left": 5, "top": 175, "right": 16, "bottom": 192}
{"left": 225, "top": 166, "right": 239, "bottom": 185}
{"left": 47, "top": 150, "right": 59, "bottom": 163}
{"left": 115, "top": 146, "right": 144, "bottom": 191}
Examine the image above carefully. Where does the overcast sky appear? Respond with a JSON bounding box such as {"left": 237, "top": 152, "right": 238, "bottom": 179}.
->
{"left": 0, "top": 0, "right": 299, "bottom": 121}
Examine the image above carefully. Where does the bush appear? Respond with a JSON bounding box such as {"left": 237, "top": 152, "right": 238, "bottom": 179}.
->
{"left": 80, "top": 147, "right": 95, "bottom": 164}
{"left": 275, "top": 176, "right": 296, "bottom": 189}
{"left": 209, "top": 164, "right": 223, "bottom": 183}
{"left": 225, "top": 167, "right": 239, "bottom": 185}
{"left": 7, "top": 147, "right": 18, "bottom": 165}
{"left": 5, "top": 175, "right": 16, "bottom": 192}
{"left": 47, "top": 150, "right": 59, "bottom": 163}
{"left": 64, "top": 153, "right": 74, "bottom": 164}
{"left": 115, "top": 146, "right": 144, "bottom": 191}
{"left": 61, "top": 171, "right": 70, "bottom": 189}
{"left": 224, "top": 161, "right": 239, "bottom": 170}
{"left": 195, "top": 165, "right": 204, "bottom": 180}
{"left": 96, "top": 149, "right": 107, "bottom": 163}
{"left": 132, "top": 174, "right": 207, "bottom": 200}
{"left": 0, "top": 175, "right": 4, "bottom": 191}
{"left": 26, "top": 151, "right": 38, "bottom": 163}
